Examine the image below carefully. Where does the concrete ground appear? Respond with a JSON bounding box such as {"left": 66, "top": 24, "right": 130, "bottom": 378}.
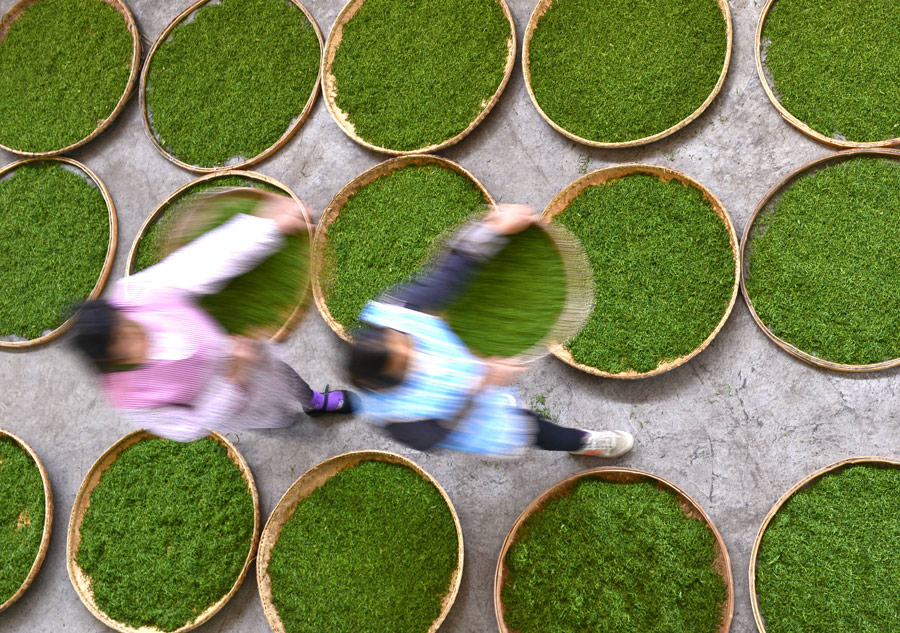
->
{"left": 2, "top": 0, "right": 894, "bottom": 631}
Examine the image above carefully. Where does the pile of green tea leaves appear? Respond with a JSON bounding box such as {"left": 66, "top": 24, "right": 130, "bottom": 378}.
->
{"left": 267, "top": 460, "right": 458, "bottom": 633}
{"left": 763, "top": 0, "right": 900, "bottom": 143}
{"left": 554, "top": 174, "right": 734, "bottom": 374}
{"left": 145, "top": 0, "right": 321, "bottom": 168}
{"left": 745, "top": 157, "right": 900, "bottom": 366}
{"left": 0, "top": 162, "right": 109, "bottom": 340}
{"left": 502, "top": 479, "right": 727, "bottom": 633}
{"left": 0, "top": 436, "right": 46, "bottom": 605}
{"left": 528, "top": 0, "right": 726, "bottom": 143}
{"left": 322, "top": 164, "right": 487, "bottom": 330}
{"left": 132, "top": 176, "right": 309, "bottom": 337}
{"left": 76, "top": 437, "right": 255, "bottom": 632}
{"left": 0, "top": 0, "right": 133, "bottom": 153}
{"left": 756, "top": 465, "right": 900, "bottom": 632}
{"left": 445, "top": 226, "right": 566, "bottom": 357}
{"left": 331, "top": 0, "right": 510, "bottom": 151}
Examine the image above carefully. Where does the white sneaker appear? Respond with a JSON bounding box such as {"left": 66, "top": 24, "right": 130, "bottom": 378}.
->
{"left": 571, "top": 430, "right": 634, "bottom": 458}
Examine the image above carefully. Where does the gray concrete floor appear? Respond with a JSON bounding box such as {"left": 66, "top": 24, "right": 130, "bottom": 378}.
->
{"left": 1, "top": 0, "right": 894, "bottom": 631}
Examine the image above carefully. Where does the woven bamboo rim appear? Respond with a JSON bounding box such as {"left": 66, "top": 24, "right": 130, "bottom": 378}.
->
{"left": 748, "top": 456, "right": 900, "bottom": 633}
{"left": 321, "top": 0, "right": 516, "bottom": 155}
{"left": 755, "top": 0, "right": 900, "bottom": 150}
{"left": 125, "top": 170, "right": 313, "bottom": 342}
{"left": 312, "top": 154, "right": 495, "bottom": 341}
{"left": 740, "top": 148, "right": 900, "bottom": 372}
{"left": 0, "top": 157, "right": 118, "bottom": 350}
{"left": 541, "top": 164, "right": 740, "bottom": 379}
{"left": 494, "top": 467, "right": 734, "bottom": 633}
{"left": 0, "top": 0, "right": 141, "bottom": 157}
{"left": 139, "top": 0, "right": 323, "bottom": 173}
{"left": 257, "top": 450, "right": 464, "bottom": 633}
{"left": 66, "top": 429, "right": 260, "bottom": 633}
{"left": 0, "top": 429, "right": 54, "bottom": 614}
{"left": 522, "top": 0, "right": 732, "bottom": 149}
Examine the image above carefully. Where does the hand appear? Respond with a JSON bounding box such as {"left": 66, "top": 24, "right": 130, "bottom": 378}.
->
{"left": 227, "top": 336, "right": 262, "bottom": 386}
{"left": 484, "top": 204, "right": 536, "bottom": 235}
{"left": 482, "top": 358, "right": 526, "bottom": 387}
{"left": 259, "top": 194, "right": 310, "bottom": 235}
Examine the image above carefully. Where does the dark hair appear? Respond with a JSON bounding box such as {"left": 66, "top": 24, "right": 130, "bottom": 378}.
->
{"left": 70, "top": 300, "right": 118, "bottom": 369}
{"left": 348, "top": 327, "right": 402, "bottom": 390}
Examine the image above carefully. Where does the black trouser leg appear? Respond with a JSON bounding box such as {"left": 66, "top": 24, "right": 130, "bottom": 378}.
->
{"left": 532, "top": 415, "right": 587, "bottom": 452}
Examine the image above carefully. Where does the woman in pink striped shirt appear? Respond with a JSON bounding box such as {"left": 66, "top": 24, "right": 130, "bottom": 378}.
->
{"left": 70, "top": 194, "right": 354, "bottom": 442}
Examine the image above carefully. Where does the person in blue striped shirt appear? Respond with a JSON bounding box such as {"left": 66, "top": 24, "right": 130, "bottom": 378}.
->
{"left": 346, "top": 204, "right": 633, "bottom": 458}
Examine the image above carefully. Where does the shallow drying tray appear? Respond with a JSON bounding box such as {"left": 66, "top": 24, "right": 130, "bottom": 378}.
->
{"left": 522, "top": 0, "right": 732, "bottom": 149}
{"left": 321, "top": 0, "right": 516, "bottom": 155}
{"left": 66, "top": 429, "right": 260, "bottom": 633}
{"left": 494, "top": 466, "right": 734, "bottom": 633}
{"left": 748, "top": 456, "right": 900, "bottom": 633}
{"left": 740, "top": 148, "right": 900, "bottom": 372}
{"left": 541, "top": 163, "right": 740, "bottom": 379}
{"left": 256, "top": 449, "right": 464, "bottom": 633}
{"left": 0, "top": 157, "right": 118, "bottom": 350}
{"left": 139, "top": 0, "right": 323, "bottom": 172}
{"left": 0, "top": 428, "right": 54, "bottom": 614}
{"left": 755, "top": 0, "right": 900, "bottom": 150}
{"left": 0, "top": 0, "right": 141, "bottom": 156}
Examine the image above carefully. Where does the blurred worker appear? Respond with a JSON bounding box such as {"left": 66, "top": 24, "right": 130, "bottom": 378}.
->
{"left": 70, "top": 193, "right": 354, "bottom": 442}
{"left": 347, "top": 204, "right": 634, "bottom": 458}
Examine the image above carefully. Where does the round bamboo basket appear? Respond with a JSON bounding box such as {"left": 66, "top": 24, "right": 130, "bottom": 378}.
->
{"left": 66, "top": 429, "right": 260, "bottom": 633}
{"left": 0, "top": 429, "right": 53, "bottom": 614}
{"left": 321, "top": 0, "right": 517, "bottom": 155}
{"left": 740, "top": 148, "right": 900, "bottom": 372}
{"left": 494, "top": 467, "right": 734, "bottom": 633}
{"left": 493, "top": 219, "right": 595, "bottom": 363}
{"left": 125, "top": 170, "right": 313, "bottom": 342}
{"left": 755, "top": 0, "right": 900, "bottom": 150}
{"left": 312, "top": 154, "right": 495, "bottom": 341}
{"left": 522, "top": 0, "right": 732, "bottom": 149}
{"left": 748, "top": 456, "right": 900, "bottom": 633}
{"left": 0, "top": 0, "right": 141, "bottom": 157}
{"left": 0, "top": 157, "right": 118, "bottom": 350}
{"left": 541, "top": 164, "right": 740, "bottom": 379}
{"left": 139, "top": 0, "right": 323, "bottom": 173}
{"left": 257, "top": 450, "right": 464, "bottom": 633}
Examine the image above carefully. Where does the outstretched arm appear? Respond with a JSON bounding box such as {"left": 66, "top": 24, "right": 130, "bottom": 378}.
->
{"left": 385, "top": 204, "right": 535, "bottom": 313}
{"left": 134, "top": 194, "right": 308, "bottom": 297}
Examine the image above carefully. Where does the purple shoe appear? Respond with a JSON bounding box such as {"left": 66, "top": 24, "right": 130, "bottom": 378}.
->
{"left": 305, "top": 386, "right": 355, "bottom": 417}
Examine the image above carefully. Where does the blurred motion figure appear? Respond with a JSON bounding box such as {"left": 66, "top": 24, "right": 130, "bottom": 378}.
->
{"left": 71, "top": 193, "right": 354, "bottom": 441}
{"left": 347, "top": 204, "right": 633, "bottom": 458}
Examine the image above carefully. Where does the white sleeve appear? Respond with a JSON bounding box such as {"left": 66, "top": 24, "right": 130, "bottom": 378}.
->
{"left": 119, "top": 375, "right": 248, "bottom": 442}
{"left": 133, "top": 213, "right": 286, "bottom": 297}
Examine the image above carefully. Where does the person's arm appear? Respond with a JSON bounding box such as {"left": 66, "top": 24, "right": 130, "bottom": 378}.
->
{"left": 386, "top": 249, "right": 485, "bottom": 313}
{"left": 385, "top": 205, "right": 535, "bottom": 313}
{"left": 134, "top": 213, "right": 286, "bottom": 297}
{"left": 119, "top": 375, "right": 248, "bottom": 442}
